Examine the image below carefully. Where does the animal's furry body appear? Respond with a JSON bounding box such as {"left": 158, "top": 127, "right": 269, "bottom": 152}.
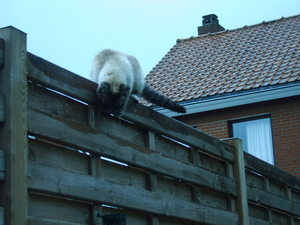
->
{"left": 90, "top": 49, "right": 186, "bottom": 117}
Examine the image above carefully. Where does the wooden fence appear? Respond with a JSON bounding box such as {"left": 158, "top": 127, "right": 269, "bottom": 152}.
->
{"left": 0, "top": 26, "right": 300, "bottom": 225}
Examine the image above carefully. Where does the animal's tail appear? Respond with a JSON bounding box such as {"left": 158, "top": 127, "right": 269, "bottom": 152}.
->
{"left": 142, "top": 85, "right": 186, "bottom": 113}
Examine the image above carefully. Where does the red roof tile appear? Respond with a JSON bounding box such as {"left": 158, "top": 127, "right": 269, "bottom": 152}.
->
{"left": 145, "top": 15, "right": 300, "bottom": 105}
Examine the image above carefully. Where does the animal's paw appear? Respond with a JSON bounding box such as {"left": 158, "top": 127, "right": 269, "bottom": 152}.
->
{"left": 130, "top": 94, "right": 140, "bottom": 104}
{"left": 112, "top": 109, "right": 123, "bottom": 118}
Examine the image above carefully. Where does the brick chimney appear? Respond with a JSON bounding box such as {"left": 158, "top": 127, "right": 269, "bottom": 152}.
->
{"left": 198, "top": 14, "right": 225, "bottom": 35}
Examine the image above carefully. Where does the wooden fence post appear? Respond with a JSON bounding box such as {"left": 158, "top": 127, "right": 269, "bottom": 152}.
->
{"left": 144, "top": 131, "right": 159, "bottom": 225}
{"left": 0, "top": 94, "right": 4, "bottom": 123}
{"left": 224, "top": 138, "right": 249, "bottom": 225}
{"left": 0, "top": 26, "right": 28, "bottom": 225}
{"left": 0, "top": 38, "right": 5, "bottom": 124}
{"left": 0, "top": 38, "right": 4, "bottom": 70}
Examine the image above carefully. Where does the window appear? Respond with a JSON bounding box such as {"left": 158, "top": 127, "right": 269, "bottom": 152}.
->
{"left": 229, "top": 116, "right": 275, "bottom": 165}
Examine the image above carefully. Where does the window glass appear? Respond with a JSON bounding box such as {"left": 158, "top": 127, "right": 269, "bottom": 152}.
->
{"left": 231, "top": 117, "right": 274, "bottom": 165}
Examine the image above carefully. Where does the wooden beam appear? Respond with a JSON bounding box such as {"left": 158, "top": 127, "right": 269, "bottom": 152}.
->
{"left": 0, "top": 26, "right": 28, "bottom": 225}
{"left": 244, "top": 151, "right": 300, "bottom": 191}
{"left": 26, "top": 52, "right": 235, "bottom": 163}
{"left": 28, "top": 163, "right": 240, "bottom": 225}
{"left": 0, "top": 94, "right": 4, "bottom": 123}
{"left": 246, "top": 185, "right": 300, "bottom": 216}
{"left": 224, "top": 138, "right": 250, "bottom": 225}
{"left": 27, "top": 52, "right": 98, "bottom": 105}
{"left": 122, "top": 102, "right": 235, "bottom": 163}
{"left": 27, "top": 108, "right": 237, "bottom": 196}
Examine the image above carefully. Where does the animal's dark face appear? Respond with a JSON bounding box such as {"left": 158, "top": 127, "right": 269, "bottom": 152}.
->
{"left": 96, "top": 82, "right": 130, "bottom": 117}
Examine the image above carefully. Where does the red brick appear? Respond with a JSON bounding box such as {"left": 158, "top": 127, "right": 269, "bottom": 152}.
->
{"left": 177, "top": 96, "right": 300, "bottom": 178}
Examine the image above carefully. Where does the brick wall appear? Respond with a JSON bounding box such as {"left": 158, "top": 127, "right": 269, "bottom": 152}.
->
{"left": 175, "top": 96, "right": 300, "bottom": 178}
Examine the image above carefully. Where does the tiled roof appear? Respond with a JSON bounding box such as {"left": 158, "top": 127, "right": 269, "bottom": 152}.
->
{"left": 145, "top": 15, "right": 300, "bottom": 105}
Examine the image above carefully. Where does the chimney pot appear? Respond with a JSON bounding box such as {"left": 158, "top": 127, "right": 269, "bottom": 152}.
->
{"left": 202, "top": 14, "right": 219, "bottom": 25}
{"left": 198, "top": 14, "right": 225, "bottom": 35}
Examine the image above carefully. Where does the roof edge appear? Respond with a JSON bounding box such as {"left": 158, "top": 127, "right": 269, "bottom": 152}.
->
{"left": 176, "top": 14, "right": 300, "bottom": 43}
{"left": 154, "top": 82, "right": 300, "bottom": 117}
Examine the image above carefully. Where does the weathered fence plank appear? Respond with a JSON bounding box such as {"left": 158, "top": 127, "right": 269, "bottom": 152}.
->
{"left": 28, "top": 193, "right": 90, "bottom": 225}
{"left": 28, "top": 82, "right": 89, "bottom": 126}
{"left": 0, "top": 26, "right": 28, "bottom": 225}
{"left": 100, "top": 159, "right": 146, "bottom": 189}
{"left": 247, "top": 185, "right": 300, "bottom": 216}
{"left": 29, "top": 138, "right": 90, "bottom": 175}
{"left": 153, "top": 134, "right": 190, "bottom": 163}
{"left": 28, "top": 163, "right": 240, "bottom": 224}
{"left": 28, "top": 81, "right": 147, "bottom": 147}
{"left": 27, "top": 106, "right": 237, "bottom": 196}
{"left": 27, "top": 52, "right": 236, "bottom": 163}
{"left": 0, "top": 94, "right": 4, "bottom": 123}
{"left": 122, "top": 102, "right": 236, "bottom": 163}
{"left": 196, "top": 186, "right": 230, "bottom": 210}
{"left": 249, "top": 217, "right": 271, "bottom": 225}
{"left": 156, "top": 174, "right": 191, "bottom": 202}
{"left": 27, "top": 52, "right": 98, "bottom": 105}
{"left": 0, "top": 38, "right": 4, "bottom": 69}
{"left": 244, "top": 152, "right": 300, "bottom": 191}
{"left": 292, "top": 189, "right": 300, "bottom": 203}
{"left": 197, "top": 150, "right": 227, "bottom": 175}
{"left": 0, "top": 150, "right": 5, "bottom": 180}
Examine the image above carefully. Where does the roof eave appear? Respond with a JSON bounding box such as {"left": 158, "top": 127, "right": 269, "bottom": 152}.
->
{"left": 154, "top": 83, "right": 300, "bottom": 117}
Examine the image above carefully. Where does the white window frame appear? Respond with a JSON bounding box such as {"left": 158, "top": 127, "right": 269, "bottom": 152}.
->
{"left": 229, "top": 115, "right": 275, "bottom": 165}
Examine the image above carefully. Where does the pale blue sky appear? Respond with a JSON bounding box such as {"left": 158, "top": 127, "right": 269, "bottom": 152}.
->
{"left": 1, "top": 0, "right": 299, "bottom": 78}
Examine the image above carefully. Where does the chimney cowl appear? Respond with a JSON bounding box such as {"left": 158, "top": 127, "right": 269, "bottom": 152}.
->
{"left": 198, "top": 14, "right": 225, "bottom": 35}
{"left": 202, "top": 14, "right": 219, "bottom": 25}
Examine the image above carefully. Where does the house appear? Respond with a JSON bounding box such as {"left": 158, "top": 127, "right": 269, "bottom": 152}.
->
{"left": 145, "top": 14, "right": 300, "bottom": 177}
